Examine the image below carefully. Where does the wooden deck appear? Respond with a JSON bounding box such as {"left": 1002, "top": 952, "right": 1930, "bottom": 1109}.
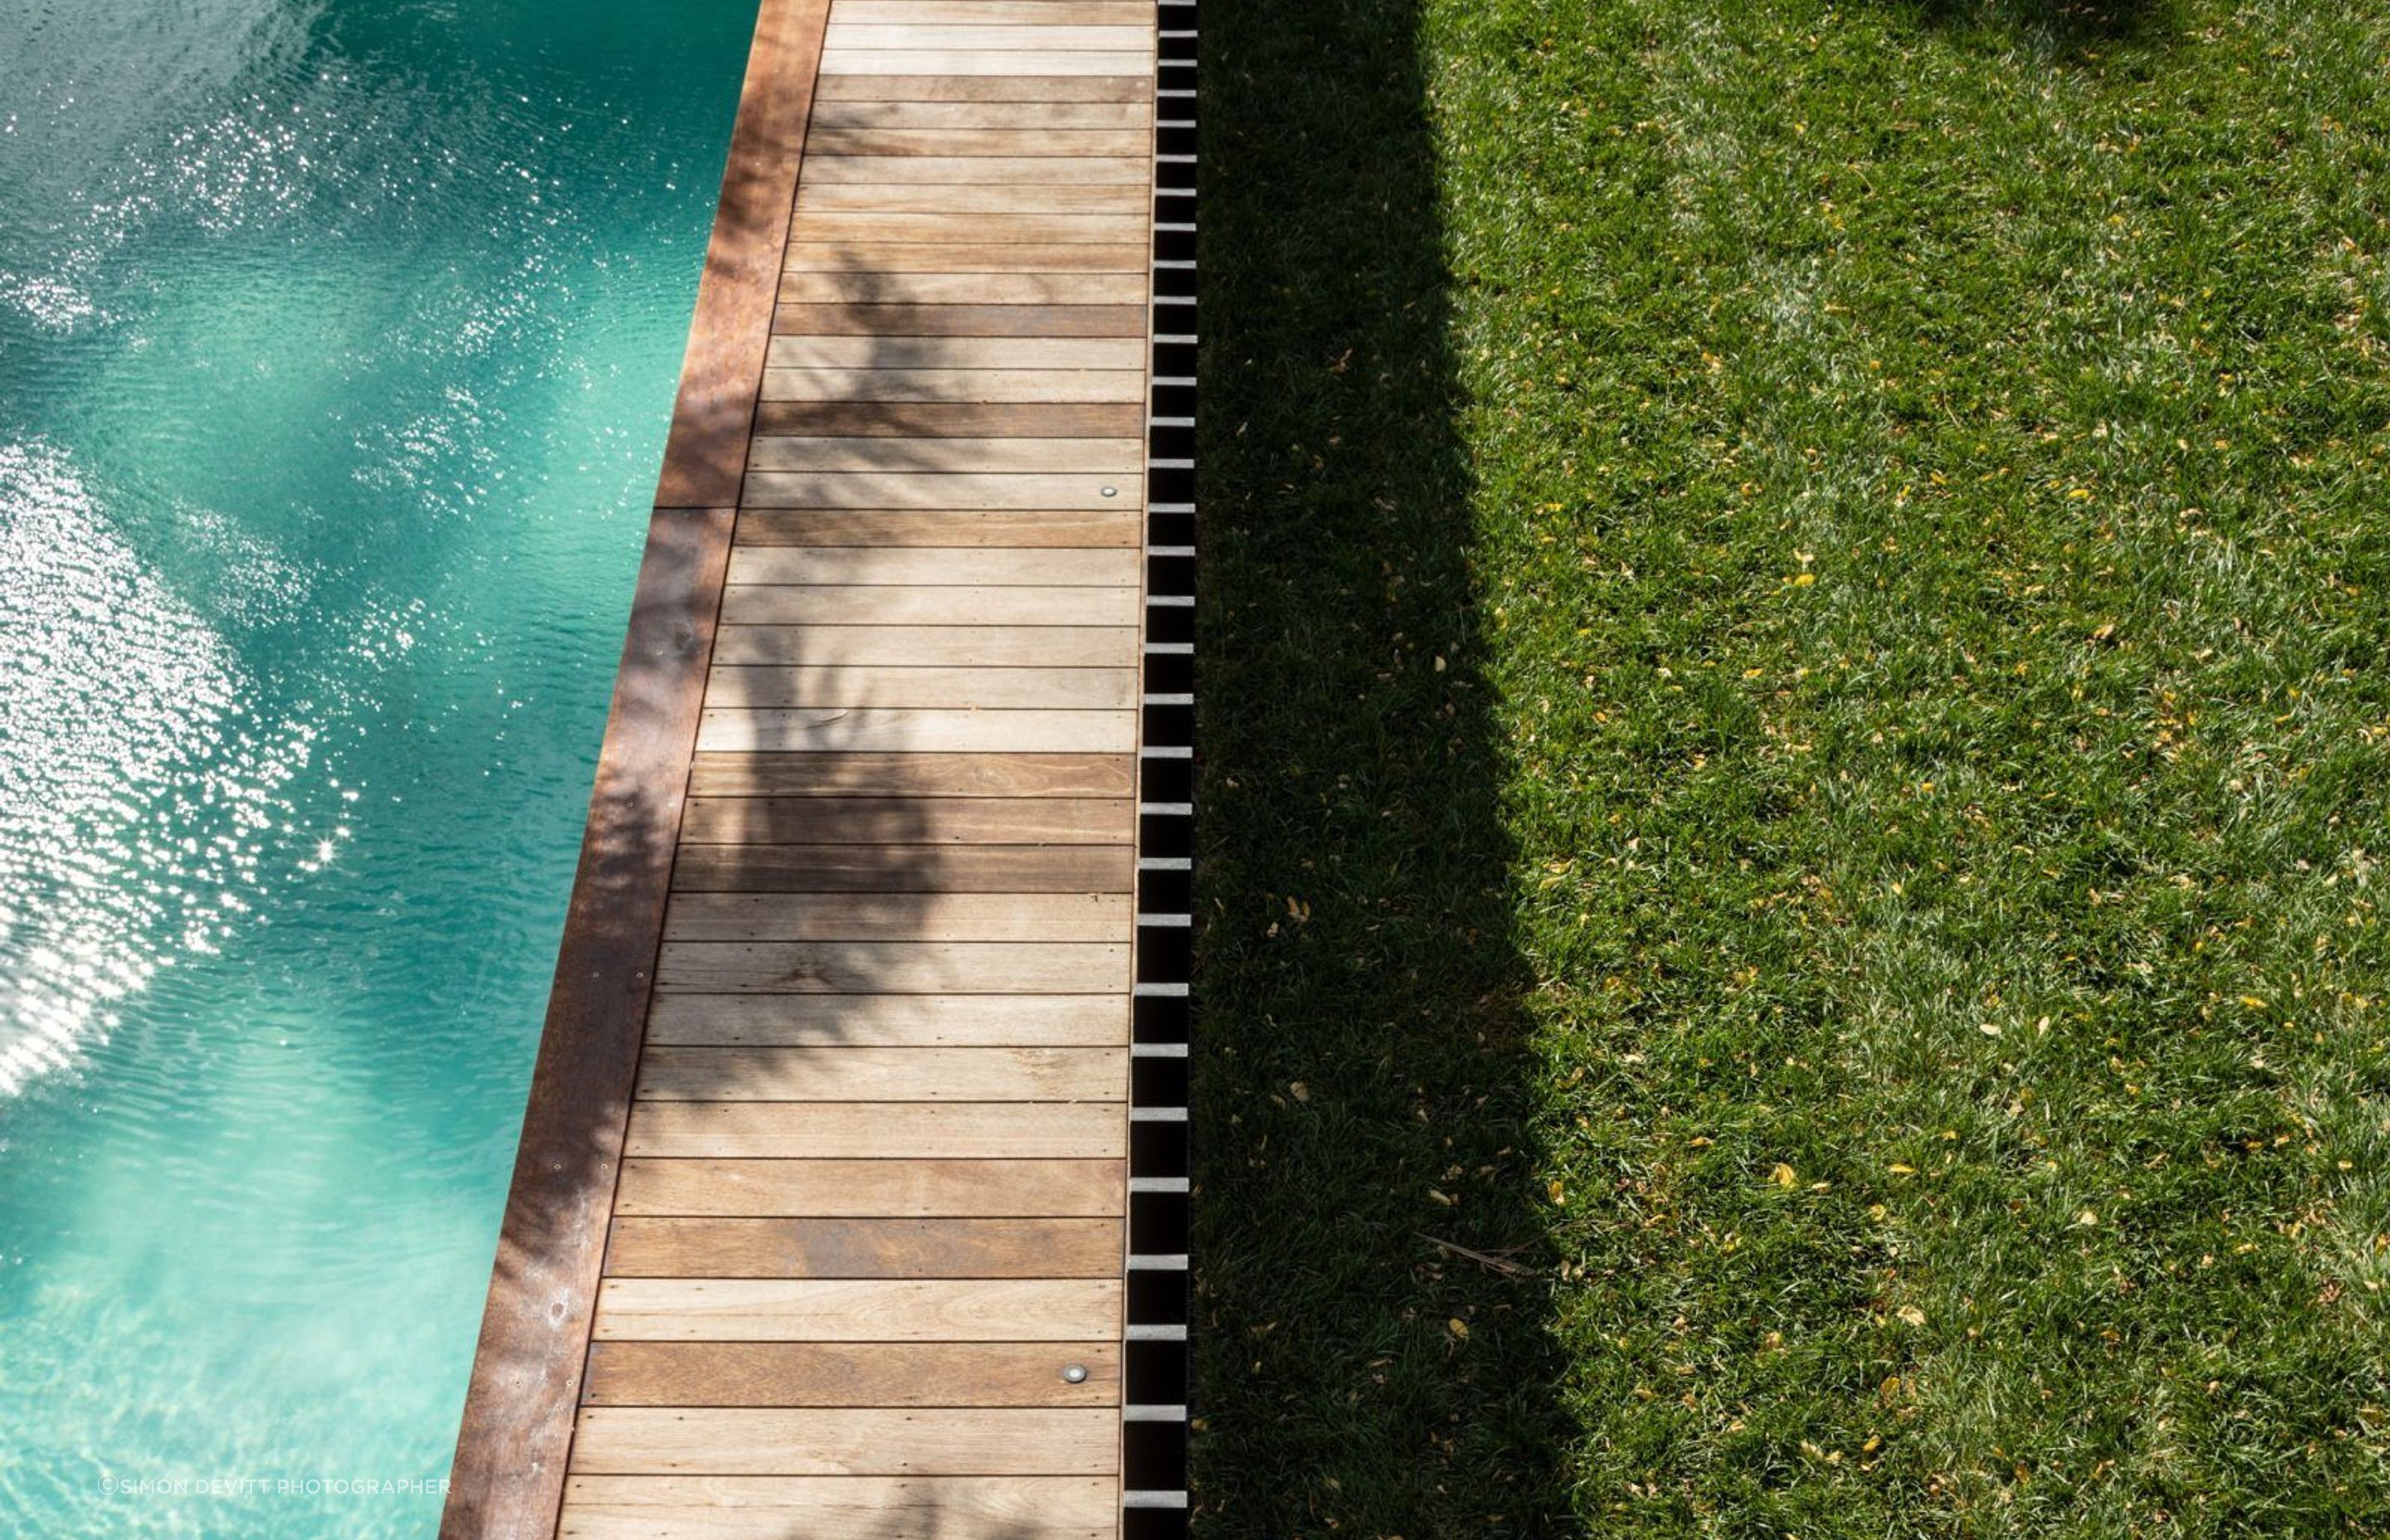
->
{"left": 442, "top": 0, "right": 1196, "bottom": 1533}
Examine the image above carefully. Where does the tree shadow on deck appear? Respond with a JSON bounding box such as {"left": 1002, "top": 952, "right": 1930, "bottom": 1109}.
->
{"left": 1193, "top": 0, "right": 1571, "bottom": 1530}
{"left": 451, "top": 227, "right": 1140, "bottom": 1533}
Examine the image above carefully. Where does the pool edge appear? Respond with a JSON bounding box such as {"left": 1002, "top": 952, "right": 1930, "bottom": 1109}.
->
{"left": 437, "top": 1, "right": 830, "bottom": 1533}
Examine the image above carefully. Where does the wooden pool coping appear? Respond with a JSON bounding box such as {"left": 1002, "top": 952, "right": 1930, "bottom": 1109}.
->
{"left": 439, "top": 2, "right": 833, "bottom": 1532}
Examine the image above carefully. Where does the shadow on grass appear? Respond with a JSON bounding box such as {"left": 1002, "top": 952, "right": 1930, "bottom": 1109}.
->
{"left": 1193, "top": 0, "right": 1570, "bottom": 1529}
{"left": 1893, "top": 0, "right": 2168, "bottom": 45}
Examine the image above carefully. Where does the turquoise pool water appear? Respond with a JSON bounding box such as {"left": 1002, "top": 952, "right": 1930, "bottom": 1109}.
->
{"left": 0, "top": 2, "right": 750, "bottom": 1532}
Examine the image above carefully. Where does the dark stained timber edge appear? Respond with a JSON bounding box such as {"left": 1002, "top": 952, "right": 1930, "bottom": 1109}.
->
{"left": 655, "top": 0, "right": 834, "bottom": 510}
{"left": 440, "top": 0, "right": 830, "bottom": 1530}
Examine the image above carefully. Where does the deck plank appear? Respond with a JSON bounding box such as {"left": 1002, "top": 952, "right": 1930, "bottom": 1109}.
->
{"left": 685, "top": 749, "right": 1134, "bottom": 796}
{"left": 812, "top": 95, "right": 1150, "bottom": 126}
{"left": 614, "top": 1157, "right": 1125, "bottom": 1215}
{"left": 704, "top": 664, "right": 1139, "bottom": 709}
{"left": 567, "top": 1408, "right": 1119, "bottom": 1474}
{"left": 679, "top": 793, "right": 1134, "bottom": 842}
{"left": 734, "top": 509, "right": 1141, "bottom": 547}
{"left": 775, "top": 269, "right": 1149, "bottom": 303}
{"left": 643, "top": 993, "right": 1127, "bottom": 1046}
{"left": 710, "top": 623, "right": 1138, "bottom": 664}
{"left": 693, "top": 708, "right": 1135, "bottom": 754}
{"left": 817, "top": 51, "right": 1154, "bottom": 76}
{"left": 820, "top": 24, "right": 1155, "bottom": 50}
{"left": 798, "top": 181, "right": 1150, "bottom": 212}
{"left": 758, "top": 367, "right": 1147, "bottom": 403}
{"left": 766, "top": 334, "right": 1146, "bottom": 368}
{"left": 663, "top": 892, "right": 1131, "bottom": 942}
{"left": 751, "top": 399, "right": 1140, "bottom": 436}
{"left": 592, "top": 1278, "right": 1123, "bottom": 1340}
{"left": 637, "top": 1045, "right": 1127, "bottom": 1101}
{"left": 671, "top": 841, "right": 1134, "bottom": 890}
{"left": 719, "top": 583, "right": 1140, "bottom": 625}
{"left": 804, "top": 127, "right": 1151, "bottom": 157}
{"left": 623, "top": 1102, "right": 1127, "bottom": 1159}
{"left": 651, "top": 939, "right": 1130, "bottom": 993}
{"left": 799, "top": 154, "right": 1148, "bottom": 183}
{"left": 582, "top": 1342, "right": 1120, "bottom": 1404}
{"left": 814, "top": 71, "right": 1154, "bottom": 101}
{"left": 835, "top": 0, "right": 1154, "bottom": 22}
{"left": 739, "top": 470, "right": 1142, "bottom": 509}
{"left": 561, "top": 1475, "right": 1112, "bottom": 1540}
{"left": 771, "top": 300, "right": 1144, "bottom": 335}
{"left": 746, "top": 432, "right": 1143, "bottom": 467}
{"left": 604, "top": 1216, "right": 1124, "bottom": 1275}
{"left": 727, "top": 546, "right": 1137, "bottom": 583}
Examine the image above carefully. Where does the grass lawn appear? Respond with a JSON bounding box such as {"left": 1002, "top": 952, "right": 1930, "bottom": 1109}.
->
{"left": 1193, "top": 0, "right": 2390, "bottom": 1533}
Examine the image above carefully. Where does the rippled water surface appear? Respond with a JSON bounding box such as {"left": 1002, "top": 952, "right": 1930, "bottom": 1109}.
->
{"left": 0, "top": 2, "right": 749, "bottom": 1531}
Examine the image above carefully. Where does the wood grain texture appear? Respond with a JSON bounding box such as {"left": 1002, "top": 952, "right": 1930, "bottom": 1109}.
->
{"left": 671, "top": 841, "right": 1134, "bottom": 892}
{"left": 776, "top": 269, "right": 1148, "bottom": 304}
{"left": 814, "top": 71, "right": 1153, "bottom": 102}
{"left": 739, "top": 470, "right": 1141, "bottom": 509}
{"left": 746, "top": 432, "right": 1143, "bottom": 468}
{"left": 771, "top": 300, "right": 1145, "bottom": 333}
{"left": 560, "top": 1474, "right": 1112, "bottom": 1539}
{"left": 593, "top": 1278, "right": 1121, "bottom": 1342}
{"left": 751, "top": 399, "right": 1140, "bottom": 436}
{"left": 643, "top": 992, "right": 1128, "bottom": 1047}
{"left": 567, "top": 1407, "right": 1119, "bottom": 1474}
{"left": 719, "top": 583, "right": 1140, "bottom": 626}
{"left": 441, "top": 509, "right": 735, "bottom": 1540}
{"left": 604, "top": 1216, "right": 1124, "bottom": 1276}
{"left": 732, "top": 509, "right": 1140, "bottom": 548}
{"left": 834, "top": 0, "right": 1151, "bottom": 23}
{"left": 798, "top": 180, "right": 1149, "bottom": 212}
{"left": 820, "top": 24, "right": 1154, "bottom": 51}
{"left": 695, "top": 707, "right": 1136, "bottom": 754}
{"left": 766, "top": 333, "right": 1145, "bottom": 368}
{"left": 651, "top": 939, "right": 1129, "bottom": 994}
{"left": 726, "top": 546, "right": 1137, "bottom": 584}
{"left": 817, "top": 50, "right": 1154, "bottom": 77}
{"left": 800, "top": 154, "right": 1148, "bottom": 183}
{"left": 663, "top": 891, "right": 1130, "bottom": 943}
{"left": 623, "top": 1101, "right": 1126, "bottom": 1159}
{"left": 710, "top": 623, "right": 1139, "bottom": 665}
{"left": 787, "top": 236, "right": 1149, "bottom": 266}
{"left": 704, "top": 664, "right": 1138, "bottom": 709}
{"left": 812, "top": 95, "right": 1149, "bottom": 126}
{"left": 805, "top": 127, "right": 1150, "bottom": 157}
{"left": 582, "top": 1341, "right": 1120, "bottom": 1404}
{"left": 637, "top": 1045, "right": 1127, "bottom": 1101}
{"left": 759, "top": 367, "right": 1146, "bottom": 404}
{"left": 679, "top": 793, "right": 1133, "bottom": 843}
{"left": 614, "top": 1157, "right": 1125, "bottom": 1216}
{"left": 686, "top": 749, "right": 1134, "bottom": 797}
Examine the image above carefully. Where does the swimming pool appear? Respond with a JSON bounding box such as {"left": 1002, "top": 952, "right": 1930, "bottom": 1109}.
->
{"left": 0, "top": 2, "right": 750, "bottom": 1532}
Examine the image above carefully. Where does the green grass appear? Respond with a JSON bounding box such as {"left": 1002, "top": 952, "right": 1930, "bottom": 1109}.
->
{"left": 1193, "top": 0, "right": 2390, "bottom": 1533}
